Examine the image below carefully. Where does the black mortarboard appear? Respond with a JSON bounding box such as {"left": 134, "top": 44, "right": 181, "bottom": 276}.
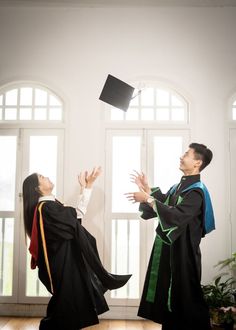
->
{"left": 99, "top": 74, "right": 135, "bottom": 112}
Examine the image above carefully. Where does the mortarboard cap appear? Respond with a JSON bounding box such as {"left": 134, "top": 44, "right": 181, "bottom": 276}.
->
{"left": 99, "top": 74, "right": 135, "bottom": 112}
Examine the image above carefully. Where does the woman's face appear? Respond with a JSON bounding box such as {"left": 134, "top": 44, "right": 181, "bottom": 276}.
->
{"left": 37, "top": 174, "right": 54, "bottom": 195}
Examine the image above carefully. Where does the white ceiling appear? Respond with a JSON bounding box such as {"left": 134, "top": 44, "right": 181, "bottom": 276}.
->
{"left": 0, "top": 0, "right": 236, "bottom": 7}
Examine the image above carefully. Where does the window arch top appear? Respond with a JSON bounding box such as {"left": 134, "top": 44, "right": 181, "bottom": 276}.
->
{"left": 232, "top": 99, "right": 236, "bottom": 120}
{"left": 0, "top": 84, "right": 63, "bottom": 122}
{"left": 108, "top": 85, "right": 188, "bottom": 123}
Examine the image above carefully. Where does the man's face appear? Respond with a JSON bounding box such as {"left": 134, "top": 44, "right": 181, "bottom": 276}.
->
{"left": 179, "top": 148, "right": 202, "bottom": 174}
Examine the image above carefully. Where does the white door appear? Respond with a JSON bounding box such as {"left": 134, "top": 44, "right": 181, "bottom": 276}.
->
{"left": 104, "top": 129, "right": 190, "bottom": 312}
{"left": 0, "top": 129, "right": 19, "bottom": 302}
{"left": 0, "top": 128, "right": 64, "bottom": 303}
{"left": 229, "top": 129, "right": 236, "bottom": 253}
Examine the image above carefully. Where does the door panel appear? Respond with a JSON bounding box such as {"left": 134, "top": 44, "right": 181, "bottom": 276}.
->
{"left": 0, "top": 130, "right": 18, "bottom": 302}
{"left": 229, "top": 129, "right": 236, "bottom": 253}
{"left": 0, "top": 128, "right": 64, "bottom": 303}
{"left": 105, "top": 129, "right": 190, "bottom": 308}
{"left": 19, "top": 129, "right": 64, "bottom": 303}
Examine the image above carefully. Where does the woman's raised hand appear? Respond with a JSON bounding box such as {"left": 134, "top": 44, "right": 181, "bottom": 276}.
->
{"left": 78, "top": 171, "right": 87, "bottom": 187}
{"left": 78, "top": 166, "right": 102, "bottom": 191}
{"left": 85, "top": 166, "right": 102, "bottom": 188}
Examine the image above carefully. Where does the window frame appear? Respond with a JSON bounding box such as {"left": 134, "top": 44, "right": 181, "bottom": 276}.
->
{"left": 18, "top": 128, "right": 65, "bottom": 304}
{"left": 102, "top": 80, "right": 191, "bottom": 314}
{"left": 0, "top": 129, "right": 20, "bottom": 303}
{"left": 226, "top": 93, "right": 236, "bottom": 260}
{"left": 104, "top": 128, "right": 190, "bottom": 308}
{"left": 0, "top": 82, "right": 65, "bottom": 124}
{"left": 227, "top": 93, "right": 236, "bottom": 123}
{"left": 0, "top": 81, "right": 65, "bottom": 305}
{"left": 104, "top": 82, "right": 189, "bottom": 125}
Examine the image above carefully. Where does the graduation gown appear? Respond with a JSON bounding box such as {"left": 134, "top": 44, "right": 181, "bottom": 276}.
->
{"left": 29, "top": 200, "right": 131, "bottom": 330}
{"left": 138, "top": 175, "right": 215, "bottom": 330}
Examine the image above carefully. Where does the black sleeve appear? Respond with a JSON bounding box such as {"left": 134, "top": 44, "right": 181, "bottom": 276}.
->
{"left": 155, "top": 190, "right": 203, "bottom": 244}
{"left": 139, "top": 202, "right": 157, "bottom": 220}
{"left": 150, "top": 187, "right": 168, "bottom": 202}
{"left": 139, "top": 186, "right": 168, "bottom": 220}
{"left": 41, "top": 201, "right": 77, "bottom": 240}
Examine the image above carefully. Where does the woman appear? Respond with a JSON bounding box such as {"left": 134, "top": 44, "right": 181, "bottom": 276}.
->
{"left": 23, "top": 167, "right": 131, "bottom": 330}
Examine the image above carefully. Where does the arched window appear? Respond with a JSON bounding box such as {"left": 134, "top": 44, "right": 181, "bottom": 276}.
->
{"left": 0, "top": 84, "right": 63, "bottom": 122}
{"left": 232, "top": 99, "right": 236, "bottom": 120}
{"left": 108, "top": 86, "right": 188, "bottom": 123}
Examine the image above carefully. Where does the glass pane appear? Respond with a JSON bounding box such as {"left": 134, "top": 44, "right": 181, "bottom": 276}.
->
{"left": 233, "top": 101, "right": 236, "bottom": 106}
{"left": 129, "top": 89, "right": 139, "bottom": 106}
{"left": 49, "top": 107, "right": 62, "bottom": 120}
{"left": 49, "top": 95, "right": 61, "bottom": 106}
{"left": 128, "top": 220, "right": 140, "bottom": 299}
{"left": 26, "top": 135, "right": 58, "bottom": 297}
{"left": 112, "top": 136, "right": 141, "bottom": 213}
{"left": 5, "top": 89, "right": 17, "bottom": 106}
{"left": 34, "top": 108, "right": 47, "bottom": 120}
{"left": 111, "top": 219, "right": 139, "bottom": 299}
{"left": 233, "top": 107, "right": 236, "bottom": 120}
{"left": 171, "top": 95, "right": 184, "bottom": 107}
{"left": 0, "top": 218, "right": 14, "bottom": 296}
{"left": 156, "top": 108, "right": 169, "bottom": 120}
{"left": 35, "top": 89, "right": 47, "bottom": 106}
{"left": 171, "top": 107, "right": 185, "bottom": 121}
{"left": 26, "top": 239, "right": 51, "bottom": 297}
{"left": 0, "top": 108, "right": 2, "bottom": 120}
{"left": 29, "top": 136, "right": 57, "bottom": 190}
{"left": 141, "top": 108, "right": 154, "bottom": 120}
{"left": 154, "top": 136, "right": 182, "bottom": 193}
{"left": 0, "top": 95, "right": 3, "bottom": 105}
{"left": 0, "top": 136, "right": 17, "bottom": 211}
{"left": 140, "top": 88, "right": 154, "bottom": 106}
{"left": 111, "top": 108, "right": 124, "bottom": 120}
{"left": 156, "top": 89, "right": 169, "bottom": 106}
{"left": 20, "top": 88, "right": 32, "bottom": 105}
{"left": 125, "top": 108, "right": 139, "bottom": 120}
{"left": 19, "top": 108, "right": 32, "bottom": 120}
{"left": 5, "top": 108, "right": 17, "bottom": 120}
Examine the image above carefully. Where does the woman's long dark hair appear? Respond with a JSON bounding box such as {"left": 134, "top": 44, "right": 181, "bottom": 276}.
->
{"left": 22, "top": 173, "right": 41, "bottom": 238}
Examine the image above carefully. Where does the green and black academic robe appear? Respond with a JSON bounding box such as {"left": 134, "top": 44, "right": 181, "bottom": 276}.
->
{"left": 29, "top": 200, "right": 131, "bottom": 330}
{"left": 138, "top": 174, "right": 215, "bottom": 330}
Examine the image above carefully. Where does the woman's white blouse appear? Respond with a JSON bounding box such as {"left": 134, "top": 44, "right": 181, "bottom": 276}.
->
{"left": 38, "top": 188, "right": 92, "bottom": 219}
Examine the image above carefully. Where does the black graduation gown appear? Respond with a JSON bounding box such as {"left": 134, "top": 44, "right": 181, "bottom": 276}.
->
{"left": 138, "top": 175, "right": 212, "bottom": 330}
{"left": 32, "top": 200, "right": 131, "bottom": 330}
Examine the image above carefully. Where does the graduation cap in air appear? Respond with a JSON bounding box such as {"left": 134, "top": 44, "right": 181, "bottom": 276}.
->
{"left": 99, "top": 74, "right": 136, "bottom": 112}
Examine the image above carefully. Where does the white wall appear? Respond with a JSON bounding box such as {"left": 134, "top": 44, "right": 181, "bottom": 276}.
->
{"left": 0, "top": 4, "right": 235, "bottom": 285}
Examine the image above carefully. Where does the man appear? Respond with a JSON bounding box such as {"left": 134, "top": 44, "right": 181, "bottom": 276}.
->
{"left": 126, "top": 143, "right": 215, "bottom": 330}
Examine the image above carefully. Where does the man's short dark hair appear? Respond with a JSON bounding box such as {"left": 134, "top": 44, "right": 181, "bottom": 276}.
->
{"left": 189, "top": 143, "right": 213, "bottom": 171}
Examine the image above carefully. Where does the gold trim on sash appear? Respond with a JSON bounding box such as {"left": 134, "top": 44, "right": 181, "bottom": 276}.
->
{"left": 38, "top": 202, "right": 54, "bottom": 294}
